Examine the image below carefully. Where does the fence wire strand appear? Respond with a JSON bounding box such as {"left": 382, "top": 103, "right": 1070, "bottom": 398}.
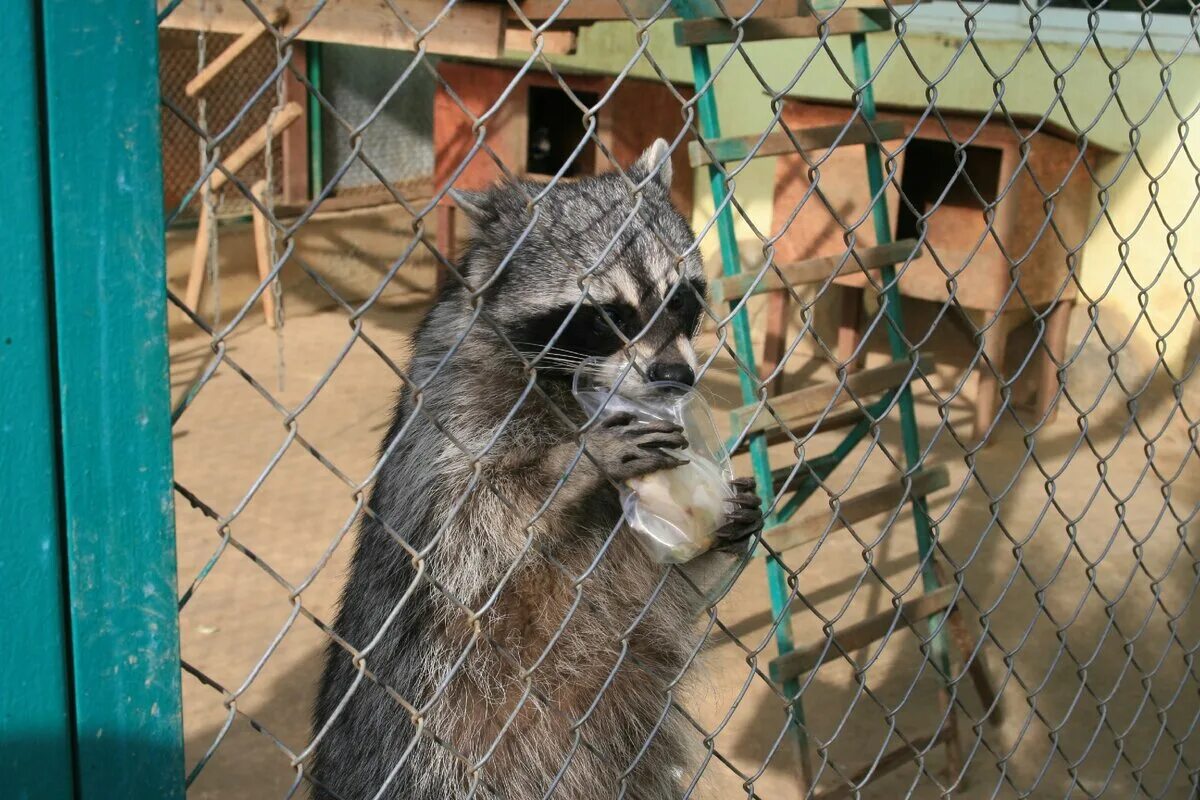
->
{"left": 157, "top": 0, "right": 1200, "bottom": 796}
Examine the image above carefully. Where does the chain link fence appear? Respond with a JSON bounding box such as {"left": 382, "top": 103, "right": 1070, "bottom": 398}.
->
{"left": 158, "top": 0, "right": 1200, "bottom": 797}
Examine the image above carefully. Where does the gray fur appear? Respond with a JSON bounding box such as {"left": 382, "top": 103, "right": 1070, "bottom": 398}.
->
{"left": 311, "top": 142, "right": 760, "bottom": 800}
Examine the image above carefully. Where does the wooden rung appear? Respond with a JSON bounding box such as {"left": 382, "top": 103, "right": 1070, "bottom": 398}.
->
{"left": 185, "top": 8, "right": 287, "bottom": 97}
{"left": 730, "top": 355, "right": 930, "bottom": 439}
{"left": 689, "top": 119, "right": 905, "bottom": 167}
{"left": 675, "top": 8, "right": 890, "bottom": 47}
{"left": 770, "top": 583, "right": 956, "bottom": 683}
{"left": 712, "top": 239, "right": 920, "bottom": 305}
{"left": 732, "top": 403, "right": 867, "bottom": 456}
{"left": 764, "top": 465, "right": 949, "bottom": 555}
{"left": 517, "top": 0, "right": 809, "bottom": 21}
{"left": 812, "top": 725, "right": 952, "bottom": 800}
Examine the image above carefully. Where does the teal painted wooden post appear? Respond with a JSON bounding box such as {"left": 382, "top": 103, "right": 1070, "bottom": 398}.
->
{"left": 675, "top": 16, "right": 812, "bottom": 782}
{"left": 39, "top": 1, "right": 186, "bottom": 797}
{"left": 849, "top": 33, "right": 951, "bottom": 673}
{"left": 0, "top": 1, "right": 76, "bottom": 797}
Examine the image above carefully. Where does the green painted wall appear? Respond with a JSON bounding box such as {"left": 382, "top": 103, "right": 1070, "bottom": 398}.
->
{"left": 546, "top": 17, "right": 1199, "bottom": 372}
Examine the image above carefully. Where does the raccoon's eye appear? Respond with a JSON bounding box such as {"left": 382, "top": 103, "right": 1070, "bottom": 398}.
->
{"left": 595, "top": 303, "right": 636, "bottom": 339}
{"left": 595, "top": 305, "right": 622, "bottom": 336}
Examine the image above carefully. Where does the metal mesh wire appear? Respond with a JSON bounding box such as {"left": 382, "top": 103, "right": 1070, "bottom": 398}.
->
{"left": 159, "top": 0, "right": 1200, "bottom": 797}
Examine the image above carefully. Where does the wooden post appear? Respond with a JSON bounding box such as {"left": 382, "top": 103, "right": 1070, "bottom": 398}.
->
{"left": 973, "top": 310, "right": 1018, "bottom": 443}
{"left": 1037, "top": 298, "right": 1074, "bottom": 424}
{"left": 250, "top": 180, "right": 279, "bottom": 328}
{"left": 185, "top": 200, "right": 214, "bottom": 312}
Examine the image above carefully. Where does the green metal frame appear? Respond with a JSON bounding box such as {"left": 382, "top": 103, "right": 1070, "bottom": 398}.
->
{"left": 2, "top": 2, "right": 186, "bottom": 797}
{"left": 1, "top": 2, "right": 76, "bottom": 797}
{"left": 683, "top": 35, "right": 812, "bottom": 773}
{"left": 674, "top": 7, "right": 952, "bottom": 785}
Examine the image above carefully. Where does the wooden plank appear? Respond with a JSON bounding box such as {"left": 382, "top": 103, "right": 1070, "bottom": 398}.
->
{"left": 281, "top": 46, "right": 311, "bottom": 205}
{"left": 0, "top": 1, "right": 75, "bottom": 795}
{"left": 504, "top": 25, "right": 578, "bottom": 54}
{"left": 674, "top": 8, "right": 890, "bottom": 46}
{"left": 771, "top": 584, "right": 956, "bottom": 683}
{"left": 711, "top": 239, "right": 920, "bottom": 305}
{"left": 764, "top": 465, "right": 950, "bottom": 555}
{"left": 250, "top": 180, "right": 280, "bottom": 328}
{"left": 516, "top": 0, "right": 808, "bottom": 21}
{"left": 185, "top": 8, "right": 287, "bottom": 97}
{"left": 731, "top": 403, "right": 867, "bottom": 456}
{"left": 689, "top": 119, "right": 905, "bottom": 167}
{"left": 731, "top": 354, "right": 930, "bottom": 437}
{"left": 160, "top": 0, "right": 507, "bottom": 60}
{"left": 813, "top": 727, "right": 951, "bottom": 800}
{"left": 41, "top": 1, "right": 185, "bottom": 797}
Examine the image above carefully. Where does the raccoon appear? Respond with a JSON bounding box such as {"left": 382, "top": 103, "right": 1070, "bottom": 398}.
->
{"left": 311, "top": 140, "right": 763, "bottom": 800}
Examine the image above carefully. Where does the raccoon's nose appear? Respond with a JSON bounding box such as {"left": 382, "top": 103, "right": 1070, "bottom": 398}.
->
{"left": 648, "top": 363, "right": 695, "bottom": 387}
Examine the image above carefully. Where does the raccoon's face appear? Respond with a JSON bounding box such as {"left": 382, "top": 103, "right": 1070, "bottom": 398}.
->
{"left": 450, "top": 140, "right": 707, "bottom": 391}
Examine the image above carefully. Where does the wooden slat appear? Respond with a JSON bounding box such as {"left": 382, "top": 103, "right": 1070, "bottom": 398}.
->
{"left": 516, "top": 0, "right": 808, "bottom": 21}
{"left": 712, "top": 239, "right": 920, "bottom": 305}
{"left": 689, "top": 119, "right": 905, "bottom": 167}
{"left": 504, "top": 25, "right": 578, "bottom": 54}
{"left": 732, "top": 403, "right": 868, "bottom": 456}
{"left": 770, "top": 584, "right": 956, "bottom": 683}
{"left": 731, "top": 355, "right": 930, "bottom": 438}
{"left": 765, "top": 465, "right": 950, "bottom": 555}
{"left": 160, "top": 0, "right": 507, "bottom": 60}
{"left": 674, "top": 8, "right": 890, "bottom": 46}
{"left": 813, "top": 726, "right": 952, "bottom": 800}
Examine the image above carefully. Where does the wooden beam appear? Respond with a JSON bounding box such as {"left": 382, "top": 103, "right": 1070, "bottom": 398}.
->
{"left": 689, "top": 119, "right": 906, "bottom": 167}
{"left": 770, "top": 584, "right": 956, "bottom": 683}
{"left": 674, "top": 8, "right": 890, "bottom": 46}
{"left": 280, "top": 46, "right": 310, "bottom": 205}
{"left": 730, "top": 354, "right": 931, "bottom": 438}
{"left": 764, "top": 465, "right": 950, "bottom": 555}
{"left": 514, "top": 0, "right": 809, "bottom": 21}
{"left": 160, "top": 0, "right": 507, "bottom": 60}
{"left": 504, "top": 25, "right": 578, "bottom": 54}
{"left": 813, "top": 726, "right": 952, "bottom": 800}
{"left": 185, "top": 8, "right": 288, "bottom": 97}
{"left": 711, "top": 239, "right": 920, "bottom": 305}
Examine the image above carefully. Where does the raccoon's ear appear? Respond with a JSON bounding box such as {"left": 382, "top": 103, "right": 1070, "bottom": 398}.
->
{"left": 448, "top": 188, "right": 493, "bottom": 224}
{"left": 632, "top": 138, "right": 673, "bottom": 192}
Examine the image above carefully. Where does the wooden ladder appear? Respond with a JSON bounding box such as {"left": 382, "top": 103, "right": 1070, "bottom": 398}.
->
{"left": 672, "top": 3, "right": 1000, "bottom": 794}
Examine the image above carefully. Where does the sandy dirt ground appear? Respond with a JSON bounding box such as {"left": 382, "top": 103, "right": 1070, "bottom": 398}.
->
{"left": 168, "top": 206, "right": 1200, "bottom": 799}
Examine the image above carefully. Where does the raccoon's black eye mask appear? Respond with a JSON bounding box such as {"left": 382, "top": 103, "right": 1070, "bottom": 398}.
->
{"left": 506, "top": 279, "right": 707, "bottom": 373}
{"left": 509, "top": 302, "right": 635, "bottom": 367}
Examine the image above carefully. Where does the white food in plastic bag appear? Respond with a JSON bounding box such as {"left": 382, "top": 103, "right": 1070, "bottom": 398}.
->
{"left": 626, "top": 456, "right": 730, "bottom": 563}
{"left": 574, "top": 369, "right": 734, "bottom": 564}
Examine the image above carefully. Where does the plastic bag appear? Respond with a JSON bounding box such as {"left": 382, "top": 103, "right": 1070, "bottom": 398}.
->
{"left": 574, "top": 370, "right": 733, "bottom": 564}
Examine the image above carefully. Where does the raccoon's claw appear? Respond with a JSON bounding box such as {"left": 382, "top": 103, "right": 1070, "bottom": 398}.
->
{"left": 588, "top": 413, "right": 690, "bottom": 482}
{"left": 714, "top": 477, "right": 764, "bottom": 553}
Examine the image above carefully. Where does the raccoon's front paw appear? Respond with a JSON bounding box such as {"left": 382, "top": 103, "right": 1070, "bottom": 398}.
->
{"left": 714, "top": 477, "right": 764, "bottom": 553}
{"left": 586, "top": 412, "right": 689, "bottom": 482}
